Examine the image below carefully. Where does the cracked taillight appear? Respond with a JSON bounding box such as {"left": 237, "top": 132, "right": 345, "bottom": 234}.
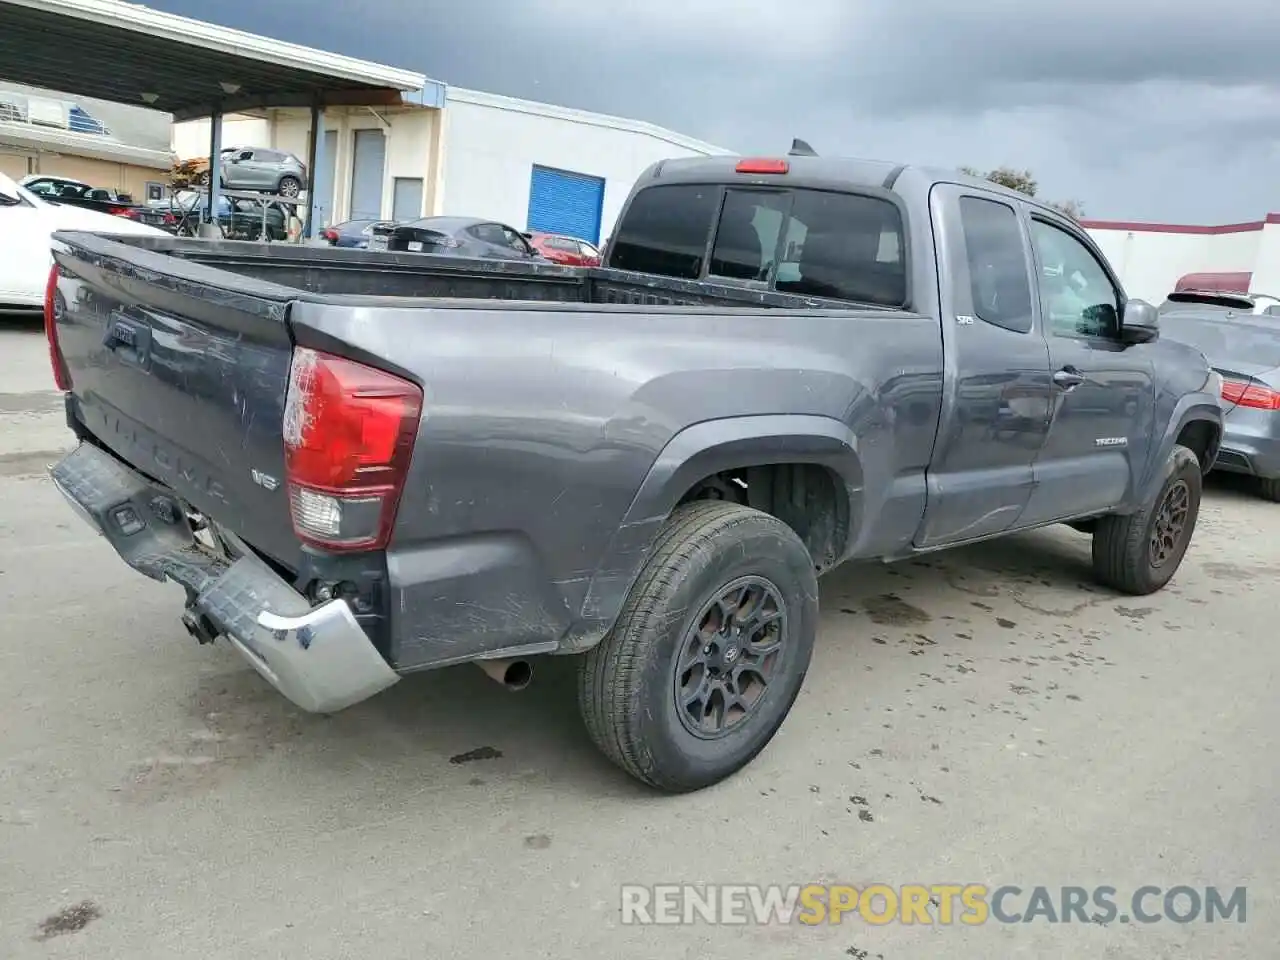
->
{"left": 282, "top": 347, "right": 422, "bottom": 552}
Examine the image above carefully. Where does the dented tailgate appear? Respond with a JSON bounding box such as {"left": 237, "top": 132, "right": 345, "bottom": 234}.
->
{"left": 50, "top": 232, "right": 303, "bottom": 569}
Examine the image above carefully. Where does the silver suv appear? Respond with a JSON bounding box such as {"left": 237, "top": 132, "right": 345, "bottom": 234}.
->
{"left": 215, "top": 146, "right": 307, "bottom": 198}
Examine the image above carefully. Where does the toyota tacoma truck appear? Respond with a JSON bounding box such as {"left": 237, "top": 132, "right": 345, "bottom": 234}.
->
{"left": 45, "top": 155, "right": 1222, "bottom": 793}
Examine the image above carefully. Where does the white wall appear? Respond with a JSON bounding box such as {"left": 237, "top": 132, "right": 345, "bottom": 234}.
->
{"left": 1084, "top": 221, "right": 1265, "bottom": 304}
{"left": 440, "top": 88, "right": 729, "bottom": 240}
{"left": 171, "top": 114, "right": 270, "bottom": 159}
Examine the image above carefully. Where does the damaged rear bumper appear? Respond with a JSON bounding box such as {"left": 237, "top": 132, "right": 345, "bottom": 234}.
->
{"left": 50, "top": 443, "right": 400, "bottom": 713}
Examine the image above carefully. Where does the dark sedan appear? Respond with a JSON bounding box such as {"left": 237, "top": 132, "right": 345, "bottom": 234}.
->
{"left": 369, "top": 216, "right": 547, "bottom": 260}
{"left": 1161, "top": 291, "right": 1280, "bottom": 500}
{"left": 152, "top": 192, "right": 288, "bottom": 241}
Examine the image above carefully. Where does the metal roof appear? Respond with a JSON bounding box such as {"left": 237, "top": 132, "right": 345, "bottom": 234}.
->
{"left": 0, "top": 0, "right": 432, "bottom": 121}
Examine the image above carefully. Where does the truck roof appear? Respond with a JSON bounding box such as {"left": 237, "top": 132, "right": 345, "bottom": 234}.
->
{"left": 636, "top": 154, "right": 1063, "bottom": 217}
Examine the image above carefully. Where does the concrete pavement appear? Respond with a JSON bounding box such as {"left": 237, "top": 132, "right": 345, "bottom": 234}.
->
{"left": 0, "top": 319, "right": 1274, "bottom": 959}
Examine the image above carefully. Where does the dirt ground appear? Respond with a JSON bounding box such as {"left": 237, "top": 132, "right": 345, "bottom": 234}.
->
{"left": 1, "top": 319, "right": 1273, "bottom": 959}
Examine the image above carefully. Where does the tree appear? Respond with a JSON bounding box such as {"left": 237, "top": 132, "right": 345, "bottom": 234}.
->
{"left": 961, "top": 165, "right": 1084, "bottom": 221}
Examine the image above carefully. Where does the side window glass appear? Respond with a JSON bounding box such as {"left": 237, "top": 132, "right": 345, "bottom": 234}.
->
{"left": 773, "top": 190, "right": 907, "bottom": 306}
{"left": 957, "top": 196, "right": 1033, "bottom": 334}
{"left": 1030, "top": 219, "right": 1121, "bottom": 339}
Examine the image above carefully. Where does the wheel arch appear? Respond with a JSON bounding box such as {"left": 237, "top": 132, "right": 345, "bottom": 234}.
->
{"left": 572, "top": 415, "right": 864, "bottom": 643}
{"left": 1136, "top": 395, "right": 1222, "bottom": 506}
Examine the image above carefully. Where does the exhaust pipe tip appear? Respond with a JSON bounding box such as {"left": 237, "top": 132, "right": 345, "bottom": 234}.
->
{"left": 477, "top": 657, "right": 533, "bottom": 691}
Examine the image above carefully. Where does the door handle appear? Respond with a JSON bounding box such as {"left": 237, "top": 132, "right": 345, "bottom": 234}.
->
{"left": 1053, "top": 367, "right": 1085, "bottom": 390}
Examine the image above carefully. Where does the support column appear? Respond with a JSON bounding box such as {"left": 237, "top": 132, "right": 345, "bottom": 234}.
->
{"left": 201, "top": 106, "right": 223, "bottom": 237}
{"left": 303, "top": 100, "right": 324, "bottom": 240}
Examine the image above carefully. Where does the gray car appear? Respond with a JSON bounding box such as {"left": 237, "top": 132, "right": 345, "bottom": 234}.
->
{"left": 369, "top": 215, "right": 546, "bottom": 260}
{"left": 209, "top": 146, "right": 307, "bottom": 198}
{"left": 1161, "top": 290, "right": 1280, "bottom": 499}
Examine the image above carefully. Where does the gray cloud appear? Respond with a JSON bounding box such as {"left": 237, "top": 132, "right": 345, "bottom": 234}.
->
{"left": 137, "top": 0, "right": 1280, "bottom": 221}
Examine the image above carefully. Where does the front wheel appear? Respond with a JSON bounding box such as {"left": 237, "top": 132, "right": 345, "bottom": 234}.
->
{"left": 578, "top": 501, "right": 819, "bottom": 792}
{"left": 1092, "top": 444, "right": 1202, "bottom": 595}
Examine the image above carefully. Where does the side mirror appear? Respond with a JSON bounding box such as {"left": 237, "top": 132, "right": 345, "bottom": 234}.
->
{"left": 0, "top": 182, "right": 20, "bottom": 206}
{"left": 1120, "top": 299, "right": 1159, "bottom": 345}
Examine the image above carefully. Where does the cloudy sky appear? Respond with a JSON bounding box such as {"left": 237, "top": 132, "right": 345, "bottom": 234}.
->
{"left": 143, "top": 0, "right": 1280, "bottom": 223}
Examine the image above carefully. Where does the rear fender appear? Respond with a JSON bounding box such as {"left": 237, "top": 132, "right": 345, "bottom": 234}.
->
{"left": 567, "top": 415, "right": 863, "bottom": 648}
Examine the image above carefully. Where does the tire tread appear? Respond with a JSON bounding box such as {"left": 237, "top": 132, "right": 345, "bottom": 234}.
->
{"left": 578, "top": 500, "right": 810, "bottom": 790}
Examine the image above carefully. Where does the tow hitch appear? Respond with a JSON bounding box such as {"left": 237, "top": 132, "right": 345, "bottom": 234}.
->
{"left": 181, "top": 608, "right": 219, "bottom": 645}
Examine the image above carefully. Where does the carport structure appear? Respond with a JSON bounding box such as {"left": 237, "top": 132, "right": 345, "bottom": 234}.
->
{"left": 0, "top": 0, "right": 433, "bottom": 236}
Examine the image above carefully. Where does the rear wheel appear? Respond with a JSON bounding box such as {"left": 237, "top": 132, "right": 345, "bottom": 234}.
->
{"left": 578, "top": 500, "right": 818, "bottom": 792}
{"left": 277, "top": 176, "right": 302, "bottom": 199}
{"left": 1092, "top": 444, "right": 1201, "bottom": 595}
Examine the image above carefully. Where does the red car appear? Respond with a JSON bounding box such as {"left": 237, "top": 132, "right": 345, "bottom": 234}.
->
{"left": 526, "top": 232, "right": 602, "bottom": 266}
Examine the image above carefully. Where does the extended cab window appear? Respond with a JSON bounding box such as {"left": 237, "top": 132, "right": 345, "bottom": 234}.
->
{"left": 957, "top": 196, "right": 1033, "bottom": 334}
{"left": 608, "top": 184, "right": 719, "bottom": 278}
{"left": 1030, "top": 219, "right": 1120, "bottom": 339}
{"left": 772, "top": 190, "right": 905, "bottom": 306}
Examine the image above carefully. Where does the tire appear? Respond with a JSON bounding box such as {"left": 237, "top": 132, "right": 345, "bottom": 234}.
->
{"left": 1092, "top": 444, "right": 1202, "bottom": 595}
{"left": 277, "top": 176, "right": 302, "bottom": 199}
{"left": 1258, "top": 477, "right": 1280, "bottom": 502}
{"left": 578, "top": 500, "right": 819, "bottom": 793}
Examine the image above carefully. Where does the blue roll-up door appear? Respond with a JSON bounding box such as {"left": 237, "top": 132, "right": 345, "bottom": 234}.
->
{"left": 349, "top": 129, "right": 386, "bottom": 221}
{"left": 527, "top": 165, "right": 605, "bottom": 244}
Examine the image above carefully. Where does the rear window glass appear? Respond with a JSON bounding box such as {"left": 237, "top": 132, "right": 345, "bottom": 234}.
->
{"left": 608, "top": 184, "right": 719, "bottom": 279}
{"left": 610, "top": 183, "right": 906, "bottom": 306}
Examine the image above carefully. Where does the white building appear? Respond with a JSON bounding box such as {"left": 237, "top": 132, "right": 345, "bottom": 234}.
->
{"left": 172, "top": 87, "right": 728, "bottom": 245}
{"left": 1084, "top": 215, "right": 1280, "bottom": 304}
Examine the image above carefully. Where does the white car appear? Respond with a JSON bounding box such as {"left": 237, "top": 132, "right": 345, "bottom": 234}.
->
{"left": 0, "top": 171, "right": 167, "bottom": 309}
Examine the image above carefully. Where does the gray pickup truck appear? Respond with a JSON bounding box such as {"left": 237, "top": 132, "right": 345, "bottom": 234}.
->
{"left": 46, "top": 154, "right": 1222, "bottom": 792}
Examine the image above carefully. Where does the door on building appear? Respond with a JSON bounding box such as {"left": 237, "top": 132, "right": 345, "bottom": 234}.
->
{"left": 526, "top": 165, "right": 605, "bottom": 245}
{"left": 392, "top": 177, "right": 423, "bottom": 222}
{"left": 313, "top": 129, "right": 337, "bottom": 227}
{"left": 349, "top": 129, "right": 386, "bottom": 222}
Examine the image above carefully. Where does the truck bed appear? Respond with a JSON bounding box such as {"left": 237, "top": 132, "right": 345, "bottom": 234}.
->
{"left": 94, "top": 234, "right": 867, "bottom": 310}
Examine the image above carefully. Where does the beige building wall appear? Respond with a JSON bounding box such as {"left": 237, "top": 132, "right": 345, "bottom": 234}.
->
{"left": 0, "top": 146, "right": 166, "bottom": 198}
{"left": 0, "top": 147, "right": 31, "bottom": 179}
{"left": 24, "top": 153, "right": 168, "bottom": 200}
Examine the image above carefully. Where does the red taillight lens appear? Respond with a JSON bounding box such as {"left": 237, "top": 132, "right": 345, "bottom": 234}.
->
{"left": 321, "top": 228, "right": 338, "bottom": 243}
{"left": 108, "top": 206, "right": 133, "bottom": 217}
{"left": 1221, "top": 378, "right": 1280, "bottom": 410}
{"left": 735, "top": 158, "right": 789, "bottom": 174}
{"left": 163, "top": 213, "right": 177, "bottom": 226}
{"left": 282, "top": 348, "right": 423, "bottom": 552}
{"left": 44, "top": 263, "right": 70, "bottom": 391}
